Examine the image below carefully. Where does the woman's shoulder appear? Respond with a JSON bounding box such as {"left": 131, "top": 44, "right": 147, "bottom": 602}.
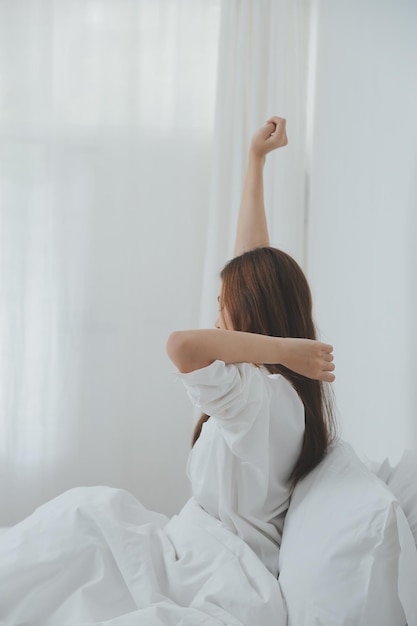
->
{"left": 261, "top": 368, "right": 304, "bottom": 413}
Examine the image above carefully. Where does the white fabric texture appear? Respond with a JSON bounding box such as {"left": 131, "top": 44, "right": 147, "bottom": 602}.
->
{"left": 278, "top": 440, "right": 417, "bottom": 626}
{"left": 372, "top": 450, "right": 417, "bottom": 549}
{"left": 0, "top": 487, "right": 287, "bottom": 626}
{"left": 178, "top": 360, "right": 305, "bottom": 576}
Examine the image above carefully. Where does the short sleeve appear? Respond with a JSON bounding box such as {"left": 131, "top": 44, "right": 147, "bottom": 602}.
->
{"left": 176, "top": 360, "right": 268, "bottom": 428}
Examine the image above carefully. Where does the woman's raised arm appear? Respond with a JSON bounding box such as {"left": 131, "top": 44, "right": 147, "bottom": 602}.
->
{"left": 234, "top": 116, "right": 288, "bottom": 257}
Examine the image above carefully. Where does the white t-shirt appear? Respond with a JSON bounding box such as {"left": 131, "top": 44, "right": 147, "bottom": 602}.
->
{"left": 178, "top": 359, "right": 305, "bottom": 577}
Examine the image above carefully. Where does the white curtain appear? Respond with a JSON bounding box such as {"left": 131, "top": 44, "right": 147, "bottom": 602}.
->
{"left": 0, "top": 0, "right": 220, "bottom": 525}
{"left": 200, "top": 0, "right": 311, "bottom": 327}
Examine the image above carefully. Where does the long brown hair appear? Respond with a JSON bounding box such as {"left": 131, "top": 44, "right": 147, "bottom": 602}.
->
{"left": 192, "top": 247, "right": 336, "bottom": 487}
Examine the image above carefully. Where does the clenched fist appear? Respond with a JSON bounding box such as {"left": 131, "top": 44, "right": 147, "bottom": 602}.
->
{"left": 250, "top": 116, "right": 288, "bottom": 158}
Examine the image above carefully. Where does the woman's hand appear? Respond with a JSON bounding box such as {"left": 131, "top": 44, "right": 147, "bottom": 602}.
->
{"left": 250, "top": 116, "right": 288, "bottom": 158}
{"left": 281, "top": 338, "right": 335, "bottom": 382}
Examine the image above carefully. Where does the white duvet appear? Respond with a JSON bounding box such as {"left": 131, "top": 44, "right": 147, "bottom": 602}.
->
{"left": 0, "top": 486, "right": 287, "bottom": 626}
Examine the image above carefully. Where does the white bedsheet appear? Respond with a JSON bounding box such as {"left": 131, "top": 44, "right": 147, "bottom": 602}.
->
{"left": 0, "top": 486, "right": 287, "bottom": 626}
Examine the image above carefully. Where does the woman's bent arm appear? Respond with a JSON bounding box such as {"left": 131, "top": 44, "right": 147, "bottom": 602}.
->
{"left": 167, "top": 329, "right": 335, "bottom": 382}
{"left": 233, "top": 117, "right": 288, "bottom": 257}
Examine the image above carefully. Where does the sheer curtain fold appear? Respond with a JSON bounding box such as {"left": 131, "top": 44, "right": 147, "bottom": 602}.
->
{"left": 199, "top": 0, "right": 310, "bottom": 328}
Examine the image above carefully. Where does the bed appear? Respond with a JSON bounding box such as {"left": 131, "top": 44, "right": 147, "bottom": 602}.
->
{"left": 0, "top": 440, "right": 416, "bottom": 625}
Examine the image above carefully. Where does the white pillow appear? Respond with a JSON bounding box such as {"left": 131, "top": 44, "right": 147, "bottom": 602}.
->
{"left": 375, "top": 451, "right": 417, "bottom": 549}
{"left": 278, "top": 440, "right": 416, "bottom": 626}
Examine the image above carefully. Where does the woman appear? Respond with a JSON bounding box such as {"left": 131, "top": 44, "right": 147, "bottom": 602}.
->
{"left": 0, "top": 118, "right": 335, "bottom": 626}
{"left": 167, "top": 116, "right": 335, "bottom": 576}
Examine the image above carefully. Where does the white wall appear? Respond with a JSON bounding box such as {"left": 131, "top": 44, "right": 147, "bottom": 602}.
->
{"left": 307, "top": 0, "right": 417, "bottom": 462}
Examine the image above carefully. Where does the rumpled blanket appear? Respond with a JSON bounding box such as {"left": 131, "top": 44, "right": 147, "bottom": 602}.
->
{"left": 0, "top": 487, "right": 287, "bottom": 626}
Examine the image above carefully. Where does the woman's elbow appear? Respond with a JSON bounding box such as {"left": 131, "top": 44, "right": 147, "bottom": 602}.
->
{"left": 166, "top": 331, "right": 212, "bottom": 373}
{"left": 166, "top": 331, "right": 194, "bottom": 373}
